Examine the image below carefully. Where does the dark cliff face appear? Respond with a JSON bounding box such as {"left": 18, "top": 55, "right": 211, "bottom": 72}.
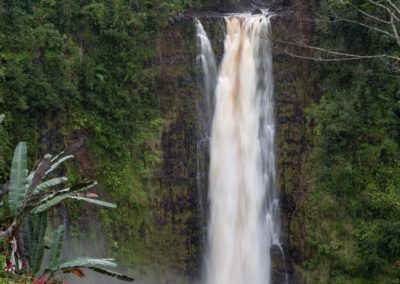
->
{"left": 156, "top": 1, "right": 316, "bottom": 282}
{"left": 156, "top": 22, "right": 203, "bottom": 281}
{"left": 43, "top": 1, "right": 315, "bottom": 282}
{"left": 0, "top": 0, "right": 318, "bottom": 283}
{"left": 154, "top": 17, "right": 224, "bottom": 282}
{"left": 273, "top": 4, "right": 315, "bottom": 282}
{"left": 198, "top": 0, "right": 290, "bottom": 13}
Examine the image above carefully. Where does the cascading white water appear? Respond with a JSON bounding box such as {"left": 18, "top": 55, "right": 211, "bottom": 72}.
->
{"left": 195, "top": 20, "right": 218, "bottom": 238}
{"left": 196, "top": 19, "right": 217, "bottom": 130}
{"left": 196, "top": 12, "right": 282, "bottom": 284}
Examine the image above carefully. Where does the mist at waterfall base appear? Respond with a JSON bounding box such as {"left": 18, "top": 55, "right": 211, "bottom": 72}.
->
{"left": 196, "top": 12, "right": 283, "bottom": 284}
{"left": 64, "top": 237, "right": 187, "bottom": 284}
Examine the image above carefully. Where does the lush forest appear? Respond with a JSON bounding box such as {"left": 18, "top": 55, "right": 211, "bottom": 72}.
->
{"left": 0, "top": 0, "right": 399, "bottom": 283}
{"left": 300, "top": 1, "right": 400, "bottom": 282}
{"left": 0, "top": 0, "right": 202, "bottom": 282}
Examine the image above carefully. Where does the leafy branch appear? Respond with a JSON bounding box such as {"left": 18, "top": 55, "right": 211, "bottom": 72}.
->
{"left": 274, "top": 0, "right": 400, "bottom": 70}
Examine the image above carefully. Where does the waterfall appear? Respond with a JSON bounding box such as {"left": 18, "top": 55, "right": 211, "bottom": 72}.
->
{"left": 196, "top": 19, "right": 217, "bottom": 132}
{"left": 195, "top": 20, "right": 218, "bottom": 243}
{"left": 196, "top": 12, "right": 282, "bottom": 284}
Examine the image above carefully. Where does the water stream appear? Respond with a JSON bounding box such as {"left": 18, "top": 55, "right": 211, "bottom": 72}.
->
{"left": 196, "top": 12, "right": 284, "bottom": 284}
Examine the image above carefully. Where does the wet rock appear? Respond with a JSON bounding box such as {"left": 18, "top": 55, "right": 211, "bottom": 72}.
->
{"left": 168, "top": 13, "right": 185, "bottom": 25}
{"left": 168, "top": 17, "right": 175, "bottom": 25}
{"left": 271, "top": 244, "right": 288, "bottom": 284}
{"left": 251, "top": 8, "right": 263, "bottom": 15}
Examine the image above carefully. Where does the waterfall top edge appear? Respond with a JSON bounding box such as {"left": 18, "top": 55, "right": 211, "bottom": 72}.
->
{"left": 190, "top": 9, "right": 275, "bottom": 21}
{"left": 223, "top": 8, "right": 271, "bottom": 17}
{"left": 168, "top": 8, "right": 277, "bottom": 25}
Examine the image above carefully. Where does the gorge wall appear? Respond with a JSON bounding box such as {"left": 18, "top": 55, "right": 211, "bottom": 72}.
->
{"left": 65, "top": 1, "right": 317, "bottom": 282}
{"left": 154, "top": 1, "right": 400, "bottom": 282}
{"left": 2, "top": 0, "right": 399, "bottom": 283}
{"left": 155, "top": 1, "right": 317, "bottom": 282}
{"left": 0, "top": 1, "right": 317, "bottom": 283}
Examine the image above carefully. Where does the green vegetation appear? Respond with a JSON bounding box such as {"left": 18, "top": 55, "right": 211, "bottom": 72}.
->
{"left": 0, "top": 141, "right": 133, "bottom": 282}
{"left": 0, "top": 0, "right": 203, "bottom": 282}
{"left": 300, "top": 0, "right": 400, "bottom": 282}
{"left": 1, "top": 0, "right": 399, "bottom": 283}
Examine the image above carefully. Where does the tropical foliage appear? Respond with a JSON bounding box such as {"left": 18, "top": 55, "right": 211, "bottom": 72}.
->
{"left": 0, "top": 142, "right": 133, "bottom": 282}
{"left": 300, "top": 0, "right": 400, "bottom": 282}
{"left": 0, "top": 0, "right": 172, "bottom": 279}
{"left": 0, "top": 0, "right": 398, "bottom": 283}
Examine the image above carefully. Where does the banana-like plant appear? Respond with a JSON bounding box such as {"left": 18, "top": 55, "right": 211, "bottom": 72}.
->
{"left": 1, "top": 142, "right": 134, "bottom": 282}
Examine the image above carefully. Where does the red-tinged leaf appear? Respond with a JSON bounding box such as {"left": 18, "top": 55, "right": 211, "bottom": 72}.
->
{"left": 63, "top": 267, "right": 86, "bottom": 278}
{"left": 32, "top": 276, "right": 46, "bottom": 284}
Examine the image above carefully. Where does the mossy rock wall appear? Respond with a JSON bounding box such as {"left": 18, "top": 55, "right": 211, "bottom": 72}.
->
{"left": 154, "top": 1, "right": 318, "bottom": 282}
{"left": 0, "top": 1, "right": 319, "bottom": 282}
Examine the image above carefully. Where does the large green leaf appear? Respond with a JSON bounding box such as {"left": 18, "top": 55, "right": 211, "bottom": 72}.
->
{"left": 9, "top": 142, "right": 28, "bottom": 213}
{"left": 51, "top": 257, "right": 117, "bottom": 270}
{"left": 69, "top": 196, "right": 117, "bottom": 208}
{"left": 68, "top": 181, "right": 97, "bottom": 193}
{"left": 50, "top": 151, "right": 64, "bottom": 163}
{"left": 34, "top": 181, "right": 96, "bottom": 206}
{"left": 23, "top": 218, "right": 33, "bottom": 259}
{"left": 48, "top": 258, "right": 134, "bottom": 282}
{"left": 33, "top": 190, "right": 116, "bottom": 214}
{"left": 36, "top": 180, "right": 95, "bottom": 200}
{"left": 37, "top": 188, "right": 71, "bottom": 204}
{"left": 27, "top": 212, "right": 48, "bottom": 274}
{"left": 45, "top": 155, "right": 74, "bottom": 176}
{"left": 33, "top": 177, "right": 68, "bottom": 195}
{"left": 88, "top": 267, "right": 134, "bottom": 282}
{"left": 49, "top": 225, "right": 64, "bottom": 267}
{"left": 32, "top": 193, "right": 71, "bottom": 214}
{"left": 27, "top": 171, "right": 35, "bottom": 185}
